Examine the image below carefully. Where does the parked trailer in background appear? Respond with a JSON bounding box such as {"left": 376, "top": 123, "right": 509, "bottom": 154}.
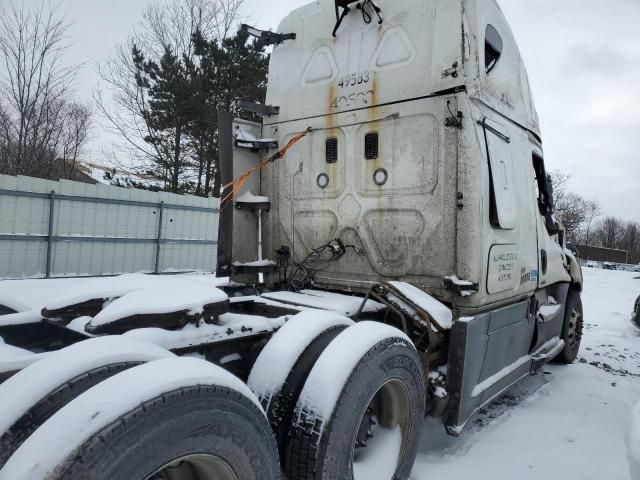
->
{"left": 0, "top": 1, "right": 583, "bottom": 479}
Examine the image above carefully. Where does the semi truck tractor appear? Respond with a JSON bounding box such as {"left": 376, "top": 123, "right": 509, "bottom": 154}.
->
{"left": 0, "top": 1, "right": 583, "bottom": 479}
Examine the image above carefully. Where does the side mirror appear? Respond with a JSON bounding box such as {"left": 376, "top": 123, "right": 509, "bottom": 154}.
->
{"left": 545, "top": 174, "right": 555, "bottom": 211}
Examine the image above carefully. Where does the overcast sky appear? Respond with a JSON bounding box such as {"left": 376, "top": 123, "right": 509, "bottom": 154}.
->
{"left": 56, "top": 0, "right": 640, "bottom": 222}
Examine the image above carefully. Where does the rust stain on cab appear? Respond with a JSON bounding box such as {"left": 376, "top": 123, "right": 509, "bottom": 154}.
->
{"left": 327, "top": 82, "right": 337, "bottom": 130}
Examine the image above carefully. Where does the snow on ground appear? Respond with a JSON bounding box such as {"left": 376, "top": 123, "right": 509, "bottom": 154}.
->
{"left": 0, "top": 268, "right": 638, "bottom": 478}
{"left": 412, "top": 268, "right": 640, "bottom": 480}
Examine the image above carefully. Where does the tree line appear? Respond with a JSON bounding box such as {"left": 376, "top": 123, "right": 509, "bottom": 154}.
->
{"left": 0, "top": 1, "right": 91, "bottom": 182}
{"left": 551, "top": 171, "right": 640, "bottom": 264}
{"left": 0, "top": 0, "right": 268, "bottom": 196}
{"left": 96, "top": 0, "right": 268, "bottom": 196}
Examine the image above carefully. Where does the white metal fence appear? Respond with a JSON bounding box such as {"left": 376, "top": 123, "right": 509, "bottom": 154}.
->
{"left": 0, "top": 175, "right": 219, "bottom": 279}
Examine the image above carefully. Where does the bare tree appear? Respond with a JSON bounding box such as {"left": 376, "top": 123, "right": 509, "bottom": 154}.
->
{"left": 592, "top": 216, "right": 624, "bottom": 250}
{"left": 0, "top": 0, "right": 91, "bottom": 179}
{"left": 0, "top": 101, "right": 10, "bottom": 171}
{"left": 95, "top": 0, "right": 244, "bottom": 192}
{"left": 140, "top": 0, "right": 244, "bottom": 59}
{"left": 550, "top": 171, "right": 602, "bottom": 243}
{"left": 59, "top": 102, "right": 92, "bottom": 179}
{"left": 582, "top": 199, "right": 602, "bottom": 245}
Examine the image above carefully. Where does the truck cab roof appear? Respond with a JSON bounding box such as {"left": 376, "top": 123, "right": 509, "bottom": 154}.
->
{"left": 266, "top": 0, "right": 540, "bottom": 139}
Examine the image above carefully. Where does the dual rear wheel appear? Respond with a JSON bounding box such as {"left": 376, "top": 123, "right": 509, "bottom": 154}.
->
{"left": 0, "top": 315, "right": 424, "bottom": 480}
{"left": 249, "top": 315, "right": 425, "bottom": 480}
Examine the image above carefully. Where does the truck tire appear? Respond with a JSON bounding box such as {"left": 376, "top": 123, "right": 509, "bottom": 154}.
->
{"left": 0, "top": 336, "right": 173, "bottom": 469}
{"left": 247, "top": 311, "right": 353, "bottom": 461}
{"left": 0, "top": 361, "right": 139, "bottom": 469}
{"left": 285, "top": 322, "right": 425, "bottom": 480}
{"left": 632, "top": 295, "right": 640, "bottom": 329}
{"left": 1, "top": 358, "right": 280, "bottom": 480}
{"left": 557, "top": 290, "right": 584, "bottom": 364}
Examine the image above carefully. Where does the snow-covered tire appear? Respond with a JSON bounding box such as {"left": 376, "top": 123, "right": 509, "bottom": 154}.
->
{"left": 632, "top": 295, "right": 640, "bottom": 329}
{"left": 0, "top": 337, "right": 173, "bottom": 469}
{"left": 285, "top": 321, "right": 425, "bottom": 480}
{"left": 1, "top": 357, "right": 279, "bottom": 480}
{"left": 557, "top": 290, "right": 584, "bottom": 364}
{"left": 247, "top": 311, "right": 353, "bottom": 458}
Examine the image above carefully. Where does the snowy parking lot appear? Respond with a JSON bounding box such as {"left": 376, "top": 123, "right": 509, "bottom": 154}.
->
{"left": 412, "top": 268, "right": 640, "bottom": 480}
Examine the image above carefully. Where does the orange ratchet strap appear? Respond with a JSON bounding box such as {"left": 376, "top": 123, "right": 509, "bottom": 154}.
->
{"left": 221, "top": 127, "right": 312, "bottom": 207}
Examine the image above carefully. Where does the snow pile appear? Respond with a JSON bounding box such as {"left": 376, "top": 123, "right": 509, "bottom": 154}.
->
{"left": 0, "top": 294, "right": 30, "bottom": 314}
{"left": 233, "top": 260, "right": 277, "bottom": 267}
{"left": 0, "top": 278, "right": 82, "bottom": 312}
{"left": 538, "top": 303, "right": 562, "bottom": 319}
{"left": 248, "top": 310, "right": 354, "bottom": 405}
{"left": 353, "top": 425, "right": 402, "bottom": 480}
{"left": 0, "top": 310, "right": 44, "bottom": 327}
{"left": 262, "top": 290, "right": 383, "bottom": 317}
{"left": 45, "top": 273, "right": 166, "bottom": 311}
{"left": 236, "top": 191, "right": 269, "bottom": 204}
{"left": 296, "top": 322, "right": 412, "bottom": 425}
{"left": 388, "top": 281, "right": 453, "bottom": 329}
{"left": 444, "top": 275, "right": 477, "bottom": 296}
{"left": 88, "top": 279, "right": 228, "bottom": 329}
{"left": 0, "top": 339, "right": 33, "bottom": 363}
{"left": 1, "top": 357, "right": 261, "bottom": 480}
{"left": 301, "top": 290, "right": 384, "bottom": 311}
{"left": 124, "top": 314, "right": 285, "bottom": 351}
{"left": 234, "top": 128, "right": 276, "bottom": 146}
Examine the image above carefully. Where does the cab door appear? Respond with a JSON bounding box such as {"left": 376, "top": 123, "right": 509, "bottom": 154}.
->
{"left": 532, "top": 152, "right": 572, "bottom": 347}
{"left": 477, "top": 118, "right": 539, "bottom": 388}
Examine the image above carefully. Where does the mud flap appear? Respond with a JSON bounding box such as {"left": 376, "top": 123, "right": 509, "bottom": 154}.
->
{"left": 444, "top": 314, "right": 489, "bottom": 435}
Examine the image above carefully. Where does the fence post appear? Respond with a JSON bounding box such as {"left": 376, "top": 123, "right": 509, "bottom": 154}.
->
{"left": 45, "top": 190, "right": 55, "bottom": 278}
{"left": 154, "top": 201, "right": 164, "bottom": 274}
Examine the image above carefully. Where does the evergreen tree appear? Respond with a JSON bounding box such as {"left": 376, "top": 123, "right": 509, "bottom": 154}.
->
{"left": 188, "top": 28, "right": 269, "bottom": 196}
{"left": 133, "top": 45, "right": 196, "bottom": 192}
{"left": 128, "top": 27, "right": 269, "bottom": 196}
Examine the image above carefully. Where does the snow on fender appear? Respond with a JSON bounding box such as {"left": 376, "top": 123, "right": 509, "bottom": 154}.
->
{"left": 1, "top": 357, "right": 271, "bottom": 480}
{"left": 247, "top": 309, "right": 354, "bottom": 407}
{"left": 0, "top": 337, "right": 174, "bottom": 469}
{"left": 294, "top": 321, "right": 414, "bottom": 425}
{"left": 247, "top": 310, "right": 354, "bottom": 460}
{"left": 285, "top": 321, "right": 425, "bottom": 480}
{"left": 0, "top": 336, "right": 173, "bottom": 437}
{"left": 628, "top": 402, "right": 640, "bottom": 479}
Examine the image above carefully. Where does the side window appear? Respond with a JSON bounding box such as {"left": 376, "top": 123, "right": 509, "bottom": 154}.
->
{"left": 485, "top": 25, "right": 503, "bottom": 74}
{"left": 484, "top": 120, "right": 516, "bottom": 230}
{"left": 532, "top": 154, "right": 548, "bottom": 215}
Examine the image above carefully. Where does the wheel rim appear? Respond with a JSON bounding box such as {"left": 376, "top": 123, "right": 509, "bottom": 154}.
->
{"left": 352, "top": 379, "right": 411, "bottom": 480}
{"left": 566, "top": 307, "right": 583, "bottom": 351}
{"left": 145, "top": 454, "right": 238, "bottom": 480}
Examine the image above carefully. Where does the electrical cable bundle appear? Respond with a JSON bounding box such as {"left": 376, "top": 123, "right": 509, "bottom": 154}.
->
{"left": 288, "top": 239, "right": 363, "bottom": 291}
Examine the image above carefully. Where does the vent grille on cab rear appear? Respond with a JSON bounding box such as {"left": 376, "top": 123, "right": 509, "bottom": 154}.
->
{"left": 365, "top": 133, "right": 379, "bottom": 160}
{"left": 326, "top": 138, "right": 338, "bottom": 163}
